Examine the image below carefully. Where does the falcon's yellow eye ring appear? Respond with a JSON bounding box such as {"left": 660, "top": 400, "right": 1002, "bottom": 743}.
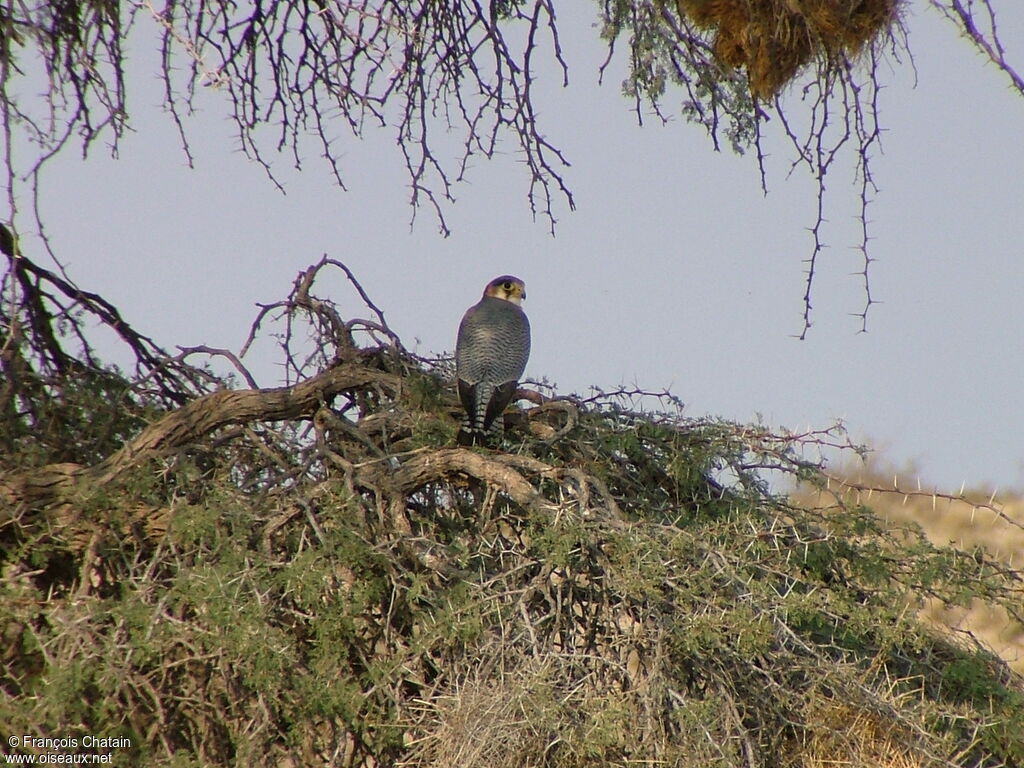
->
{"left": 502, "top": 282, "right": 513, "bottom": 291}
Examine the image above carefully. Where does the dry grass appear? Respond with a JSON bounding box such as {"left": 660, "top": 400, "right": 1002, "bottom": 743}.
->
{"left": 795, "top": 698, "right": 927, "bottom": 768}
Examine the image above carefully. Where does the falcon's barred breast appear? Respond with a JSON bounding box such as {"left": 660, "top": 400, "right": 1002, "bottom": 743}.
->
{"left": 455, "top": 276, "right": 531, "bottom": 446}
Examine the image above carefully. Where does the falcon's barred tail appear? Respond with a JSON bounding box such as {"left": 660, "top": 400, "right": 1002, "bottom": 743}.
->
{"left": 456, "top": 379, "right": 516, "bottom": 446}
{"left": 456, "top": 415, "right": 504, "bottom": 446}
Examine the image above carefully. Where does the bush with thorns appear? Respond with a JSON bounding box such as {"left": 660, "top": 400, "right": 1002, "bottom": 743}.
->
{"left": 1, "top": 258, "right": 1023, "bottom": 767}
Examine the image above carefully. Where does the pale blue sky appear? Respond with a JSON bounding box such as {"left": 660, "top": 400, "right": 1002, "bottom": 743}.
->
{"left": 13, "top": 3, "right": 1024, "bottom": 491}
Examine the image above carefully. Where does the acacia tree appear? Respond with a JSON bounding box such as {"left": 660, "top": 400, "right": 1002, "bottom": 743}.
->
{"left": 2, "top": 256, "right": 1022, "bottom": 766}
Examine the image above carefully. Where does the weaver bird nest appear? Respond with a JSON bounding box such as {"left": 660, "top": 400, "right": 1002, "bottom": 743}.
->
{"left": 677, "top": 0, "right": 900, "bottom": 97}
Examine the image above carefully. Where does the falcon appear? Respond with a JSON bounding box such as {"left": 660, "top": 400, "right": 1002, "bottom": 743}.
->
{"left": 455, "top": 275, "right": 531, "bottom": 446}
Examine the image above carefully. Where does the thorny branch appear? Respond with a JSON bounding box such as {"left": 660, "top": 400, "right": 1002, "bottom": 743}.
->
{"left": 822, "top": 469, "right": 1024, "bottom": 534}
{"left": 932, "top": 0, "right": 1024, "bottom": 97}
{"left": 598, "top": 0, "right": 905, "bottom": 337}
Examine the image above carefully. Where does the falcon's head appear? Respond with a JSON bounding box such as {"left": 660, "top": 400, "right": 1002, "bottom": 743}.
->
{"left": 484, "top": 275, "right": 527, "bottom": 305}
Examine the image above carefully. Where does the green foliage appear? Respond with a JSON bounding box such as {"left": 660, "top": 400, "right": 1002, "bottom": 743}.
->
{"left": 402, "top": 371, "right": 459, "bottom": 448}
{"left": 597, "top": 0, "right": 758, "bottom": 153}
{"left": 0, "top": 365, "right": 154, "bottom": 469}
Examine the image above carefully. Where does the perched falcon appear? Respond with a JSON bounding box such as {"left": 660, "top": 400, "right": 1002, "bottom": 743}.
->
{"left": 455, "top": 275, "right": 531, "bottom": 446}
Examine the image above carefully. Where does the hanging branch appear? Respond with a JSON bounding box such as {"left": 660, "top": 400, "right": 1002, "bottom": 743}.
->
{"left": 598, "top": 0, "right": 904, "bottom": 336}
{"left": 0, "top": 1, "right": 576, "bottom": 241}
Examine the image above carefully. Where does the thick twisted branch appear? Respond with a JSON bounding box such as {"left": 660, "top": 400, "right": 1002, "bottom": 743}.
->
{"left": 0, "top": 361, "right": 401, "bottom": 517}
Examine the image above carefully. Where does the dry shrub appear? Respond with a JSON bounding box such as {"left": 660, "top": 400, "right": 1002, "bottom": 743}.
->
{"left": 677, "top": 0, "right": 900, "bottom": 97}
{"left": 411, "top": 665, "right": 937, "bottom": 768}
